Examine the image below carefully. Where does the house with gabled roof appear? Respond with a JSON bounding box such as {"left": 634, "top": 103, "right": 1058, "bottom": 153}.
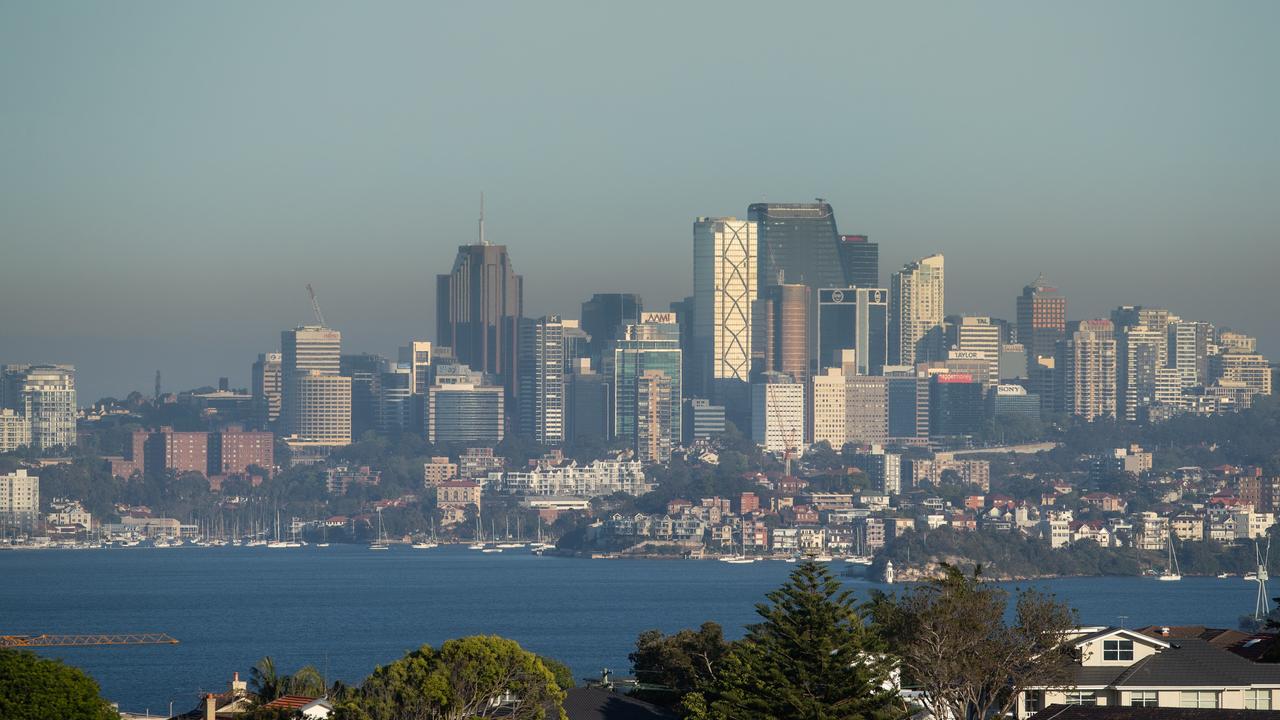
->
{"left": 1017, "top": 627, "right": 1280, "bottom": 719}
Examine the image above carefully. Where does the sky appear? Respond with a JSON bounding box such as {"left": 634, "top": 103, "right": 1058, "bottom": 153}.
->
{"left": 1, "top": 1, "right": 1277, "bottom": 403}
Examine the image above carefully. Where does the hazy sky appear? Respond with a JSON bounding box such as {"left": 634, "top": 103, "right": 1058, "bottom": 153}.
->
{"left": 2, "top": 1, "right": 1277, "bottom": 402}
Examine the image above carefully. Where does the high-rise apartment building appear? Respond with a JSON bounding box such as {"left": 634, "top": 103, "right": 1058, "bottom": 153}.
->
{"left": 251, "top": 352, "right": 283, "bottom": 428}
{"left": 286, "top": 372, "right": 353, "bottom": 445}
{"left": 581, "top": 293, "right": 642, "bottom": 364}
{"left": 635, "top": 370, "right": 675, "bottom": 463}
{"left": 427, "top": 365, "right": 504, "bottom": 445}
{"left": 751, "top": 373, "right": 805, "bottom": 453}
{"left": 1169, "top": 320, "right": 1212, "bottom": 388}
{"left": 889, "top": 254, "right": 945, "bottom": 366}
{"left": 693, "top": 217, "right": 757, "bottom": 402}
{"left": 614, "top": 314, "right": 682, "bottom": 458}
{"left": 1117, "top": 326, "right": 1164, "bottom": 422}
{"left": 1057, "top": 319, "right": 1117, "bottom": 421}
{"left": 0, "top": 409, "right": 31, "bottom": 453}
{"left": 754, "top": 283, "right": 809, "bottom": 385}
{"left": 1112, "top": 306, "right": 1171, "bottom": 367}
{"left": 1219, "top": 331, "right": 1257, "bottom": 355}
{"left": 436, "top": 241, "right": 523, "bottom": 397}
{"left": 1211, "top": 353, "right": 1272, "bottom": 399}
{"left": 817, "top": 287, "right": 889, "bottom": 376}
{"left": 3, "top": 365, "right": 77, "bottom": 451}
{"left": 0, "top": 469, "right": 39, "bottom": 531}
{"left": 749, "top": 202, "right": 847, "bottom": 366}
{"left": 518, "top": 315, "right": 566, "bottom": 445}
{"left": 837, "top": 234, "right": 879, "bottom": 289}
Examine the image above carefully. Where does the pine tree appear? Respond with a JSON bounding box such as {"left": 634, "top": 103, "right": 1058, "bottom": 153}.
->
{"left": 692, "top": 561, "right": 904, "bottom": 720}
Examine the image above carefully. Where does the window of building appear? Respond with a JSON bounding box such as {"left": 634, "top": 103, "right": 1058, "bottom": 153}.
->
{"left": 1025, "top": 691, "right": 1043, "bottom": 713}
{"left": 1247, "top": 690, "right": 1272, "bottom": 710}
{"left": 1103, "top": 639, "right": 1134, "bottom": 661}
{"left": 1065, "top": 692, "right": 1098, "bottom": 706}
{"left": 1130, "top": 691, "right": 1158, "bottom": 707}
{"left": 1179, "top": 691, "right": 1219, "bottom": 709}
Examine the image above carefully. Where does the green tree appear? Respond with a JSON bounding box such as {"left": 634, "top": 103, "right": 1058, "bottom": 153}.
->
{"left": 870, "top": 564, "right": 1076, "bottom": 720}
{"left": 628, "top": 622, "right": 729, "bottom": 707}
{"left": 0, "top": 648, "right": 118, "bottom": 720}
{"left": 335, "top": 635, "right": 567, "bottom": 720}
{"left": 691, "top": 562, "right": 902, "bottom": 720}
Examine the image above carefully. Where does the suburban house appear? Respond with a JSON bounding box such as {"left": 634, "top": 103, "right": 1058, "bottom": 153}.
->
{"left": 1017, "top": 627, "right": 1280, "bottom": 718}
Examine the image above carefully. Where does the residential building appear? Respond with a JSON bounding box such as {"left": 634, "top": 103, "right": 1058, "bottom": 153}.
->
{"left": 436, "top": 237, "right": 524, "bottom": 397}
{"left": 1169, "top": 320, "right": 1213, "bottom": 389}
{"left": 635, "top": 369, "right": 676, "bottom": 463}
{"left": 0, "top": 468, "right": 39, "bottom": 531}
{"left": 1058, "top": 320, "right": 1118, "bottom": 422}
{"left": 458, "top": 447, "right": 505, "bottom": 479}
{"left": 209, "top": 428, "right": 274, "bottom": 476}
{"left": 285, "top": 371, "right": 352, "bottom": 446}
{"left": 889, "top": 254, "right": 945, "bottom": 365}
{"left": 1117, "top": 325, "right": 1164, "bottom": 422}
{"left": 1211, "top": 353, "right": 1272, "bottom": 399}
{"left": 693, "top": 216, "right": 756, "bottom": 406}
{"left": 751, "top": 373, "right": 805, "bottom": 453}
{"left": 499, "top": 459, "right": 652, "bottom": 498}
{"left": 850, "top": 447, "right": 903, "bottom": 495}
{"left": 0, "top": 408, "right": 31, "bottom": 453}
{"left": 3, "top": 365, "right": 77, "bottom": 450}
{"left": 518, "top": 315, "right": 567, "bottom": 445}
{"left": 817, "top": 287, "right": 889, "bottom": 375}
{"left": 422, "top": 457, "right": 458, "bottom": 486}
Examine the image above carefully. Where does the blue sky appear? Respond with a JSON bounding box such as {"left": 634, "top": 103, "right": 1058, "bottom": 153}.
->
{"left": 1, "top": 1, "right": 1277, "bottom": 401}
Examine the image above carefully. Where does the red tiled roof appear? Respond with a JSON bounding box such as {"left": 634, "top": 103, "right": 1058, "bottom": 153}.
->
{"left": 263, "top": 695, "right": 319, "bottom": 710}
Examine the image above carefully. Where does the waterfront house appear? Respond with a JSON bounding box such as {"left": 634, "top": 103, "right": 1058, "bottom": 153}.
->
{"left": 1017, "top": 627, "right": 1280, "bottom": 719}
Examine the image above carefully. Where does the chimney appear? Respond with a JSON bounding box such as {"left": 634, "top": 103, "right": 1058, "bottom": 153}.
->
{"left": 204, "top": 693, "right": 217, "bottom": 720}
{"left": 1160, "top": 626, "right": 1171, "bottom": 636}
{"left": 230, "top": 671, "right": 247, "bottom": 694}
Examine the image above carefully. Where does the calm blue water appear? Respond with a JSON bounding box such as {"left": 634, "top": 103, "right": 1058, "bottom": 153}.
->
{"left": 0, "top": 546, "right": 1267, "bottom": 715}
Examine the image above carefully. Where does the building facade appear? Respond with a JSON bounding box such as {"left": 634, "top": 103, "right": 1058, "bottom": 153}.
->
{"left": 889, "top": 254, "right": 945, "bottom": 366}
{"left": 436, "top": 243, "right": 523, "bottom": 397}
{"left": 518, "top": 315, "right": 567, "bottom": 445}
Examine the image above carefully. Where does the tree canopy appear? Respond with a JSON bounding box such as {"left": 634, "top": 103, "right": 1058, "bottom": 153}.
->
{"left": 0, "top": 648, "right": 118, "bottom": 720}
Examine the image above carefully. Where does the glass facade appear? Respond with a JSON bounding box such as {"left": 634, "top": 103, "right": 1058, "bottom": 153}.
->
{"left": 817, "top": 288, "right": 888, "bottom": 375}
{"left": 614, "top": 320, "right": 682, "bottom": 457}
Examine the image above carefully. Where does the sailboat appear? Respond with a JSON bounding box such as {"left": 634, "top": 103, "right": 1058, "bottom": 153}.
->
{"left": 468, "top": 511, "right": 486, "bottom": 550}
{"left": 720, "top": 526, "right": 755, "bottom": 563}
{"left": 369, "top": 509, "right": 389, "bottom": 550}
{"left": 1158, "top": 532, "right": 1181, "bottom": 581}
{"left": 413, "top": 519, "right": 439, "bottom": 549}
{"left": 267, "top": 510, "right": 299, "bottom": 548}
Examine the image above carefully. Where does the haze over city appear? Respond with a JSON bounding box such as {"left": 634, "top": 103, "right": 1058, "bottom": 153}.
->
{"left": 2, "top": 0, "right": 1277, "bottom": 401}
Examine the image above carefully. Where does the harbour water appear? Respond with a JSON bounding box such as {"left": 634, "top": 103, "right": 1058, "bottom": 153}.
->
{"left": 0, "top": 545, "right": 1268, "bottom": 715}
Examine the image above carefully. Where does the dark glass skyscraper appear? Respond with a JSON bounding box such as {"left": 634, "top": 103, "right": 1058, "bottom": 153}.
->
{"left": 816, "top": 287, "right": 888, "bottom": 375}
{"left": 436, "top": 244, "right": 523, "bottom": 397}
{"left": 837, "top": 234, "right": 879, "bottom": 289}
{"left": 581, "top": 293, "right": 643, "bottom": 364}
{"left": 748, "top": 201, "right": 846, "bottom": 366}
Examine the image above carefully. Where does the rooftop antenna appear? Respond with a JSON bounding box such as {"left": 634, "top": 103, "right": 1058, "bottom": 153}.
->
{"left": 478, "top": 192, "right": 487, "bottom": 246}
{"left": 306, "top": 284, "right": 326, "bottom": 327}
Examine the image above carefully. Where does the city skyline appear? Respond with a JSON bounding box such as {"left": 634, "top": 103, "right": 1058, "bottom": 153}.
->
{"left": 3, "top": 2, "right": 1279, "bottom": 401}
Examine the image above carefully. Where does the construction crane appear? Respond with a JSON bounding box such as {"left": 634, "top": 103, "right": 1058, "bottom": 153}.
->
{"left": 0, "top": 633, "right": 179, "bottom": 648}
{"left": 305, "top": 283, "right": 326, "bottom": 327}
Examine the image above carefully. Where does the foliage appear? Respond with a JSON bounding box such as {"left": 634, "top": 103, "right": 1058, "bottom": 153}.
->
{"left": 628, "top": 622, "right": 729, "bottom": 707}
{"left": 0, "top": 648, "right": 119, "bottom": 720}
{"left": 869, "top": 564, "right": 1076, "bottom": 720}
{"left": 335, "top": 635, "right": 567, "bottom": 720}
{"left": 249, "top": 657, "right": 326, "bottom": 703}
{"left": 689, "top": 562, "right": 902, "bottom": 720}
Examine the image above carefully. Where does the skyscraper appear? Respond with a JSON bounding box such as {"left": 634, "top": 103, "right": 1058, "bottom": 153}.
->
{"left": 1117, "top": 325, "right": 1163, "bottom": 422}
{"left": 436, "top": 236, "right": 523, "bottom": 397}
{"left": 837, "top": 234, "right": 879, "bottom": 289}
{"left": 946, "top": 316, "right": 1002, "bottom": 388}
{"left": 816, "top": 287, "right": 888, "bottom": 375}
{"left": 751, "top": 373, "right": 805, "bottom": 453}
{"left": 1016, "top": 275, "right": 1067, "bottom": 365}
{"left": 1169, "top": 320, "right": 1212, "bottom": 389}
{"left": 281, "top": 325, "right": 349, "bottom": 445}
{"left": 614, "top": 314, "right": 682, "bottom": 459}
{"left": 251, "top": 352, "right": 283, "bottom": 428}
{"left": 580, "top": 293, "right": 643, "bottom": 364}
{"left": 754, "top": 283, "right": 809, "bottom": 385}
{"left": 889, "top": 254, "right": 945, "bottom": 366}
{"left": 749, "top": 201, "right": 846, "bottom": 366}
{"left": 427, "top": 365, "right": 504, "bottom": 445}
{"left": 693, "top": 217, "right": 757, "bottom": 403}
{"left": 4, "top": 365, "right": 77, "bottom": 451}
{"left": 635, "top": 370, "right": 675, "bottom": 463}
{"left": 1057, "top": 319, "right": 1117, "bottom": 421}
{"left": 340, "top": 353, "right": 385, "bottom": 438}
{"left": 518, "top": 315, "right": 566, "bottom": 445}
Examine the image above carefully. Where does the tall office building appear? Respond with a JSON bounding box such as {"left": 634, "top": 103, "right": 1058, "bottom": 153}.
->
{"left": 844, "top": 376, "right": 889, "bottom": 447}
{"left": 518, "top": 315, "right": 567, "bottom": 445}
{"left": 1169, "top": 320, "right": 1212, "bottom": 389}
{"left": 810, "top": 367, "right": 848, "bottom": 449}
{"left": 340, "top": 353, "right": 385, "bottom": 438}
{"left": 1016, "top": 275, "right": 1067, "bottom": 365}
{"left": 693, "top": 217, "right": 757, "bottom": 404}
{"left": 1117, "top": 326, "right": 1163, "bottom": 422}
{"left": 581, "top": 293, "right": 642, "bottom": 364}
{"left": 251, "top": 352, "right": 283, "bottom": 428}
{"left": 751, "top": 373, "right": 805, "bottom": 453}
{"left": 837, "top": 234, "right": 879, "bottom": 289}
{"left": 1057, "top": 320, "right": 1117, "bottom": 421}
{"left": 3, "top": 365, "right": 77, "bottom": 451}
{"left": 614, "top": 314, "right": 682, "bottom": 459}
{"left": 567, "top": 358, "right": 611, "bottom": 443}
{"left": 749, "top": 201, "right": 846, "bottom": 366}
{"left": 889, "top": 254, "right": 945, "bottom": 366}
{"left": 376, "top": 366, "right": 414, "bottom": 435}
{"left": 946, "top": 316, "right": 1002, "bottom": 388}
{"left": 754, "top": 283, "right": 809, "bottom": 385}
{"left": 562, "top": 321, "right": 590, "bottom": 368}
{"left": 427, "top": 365, "right": 505, "bottom": 445}
{"left": 281, "top": 326, "right": 348, "bottom": 445}
{"left": 399, "top": 341, "right": 433, "bottom": 396}
{"left": 885, "top": 367, "right": 929, "bottom": 442}
{"left": 929, "top": 373, "right": 985, "bottom": 438}
{"left": 436, "top": 235, "right": 524, "bottom": 397}
{"left": 817, "top": 287, "right": 888, "bottom": 375}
